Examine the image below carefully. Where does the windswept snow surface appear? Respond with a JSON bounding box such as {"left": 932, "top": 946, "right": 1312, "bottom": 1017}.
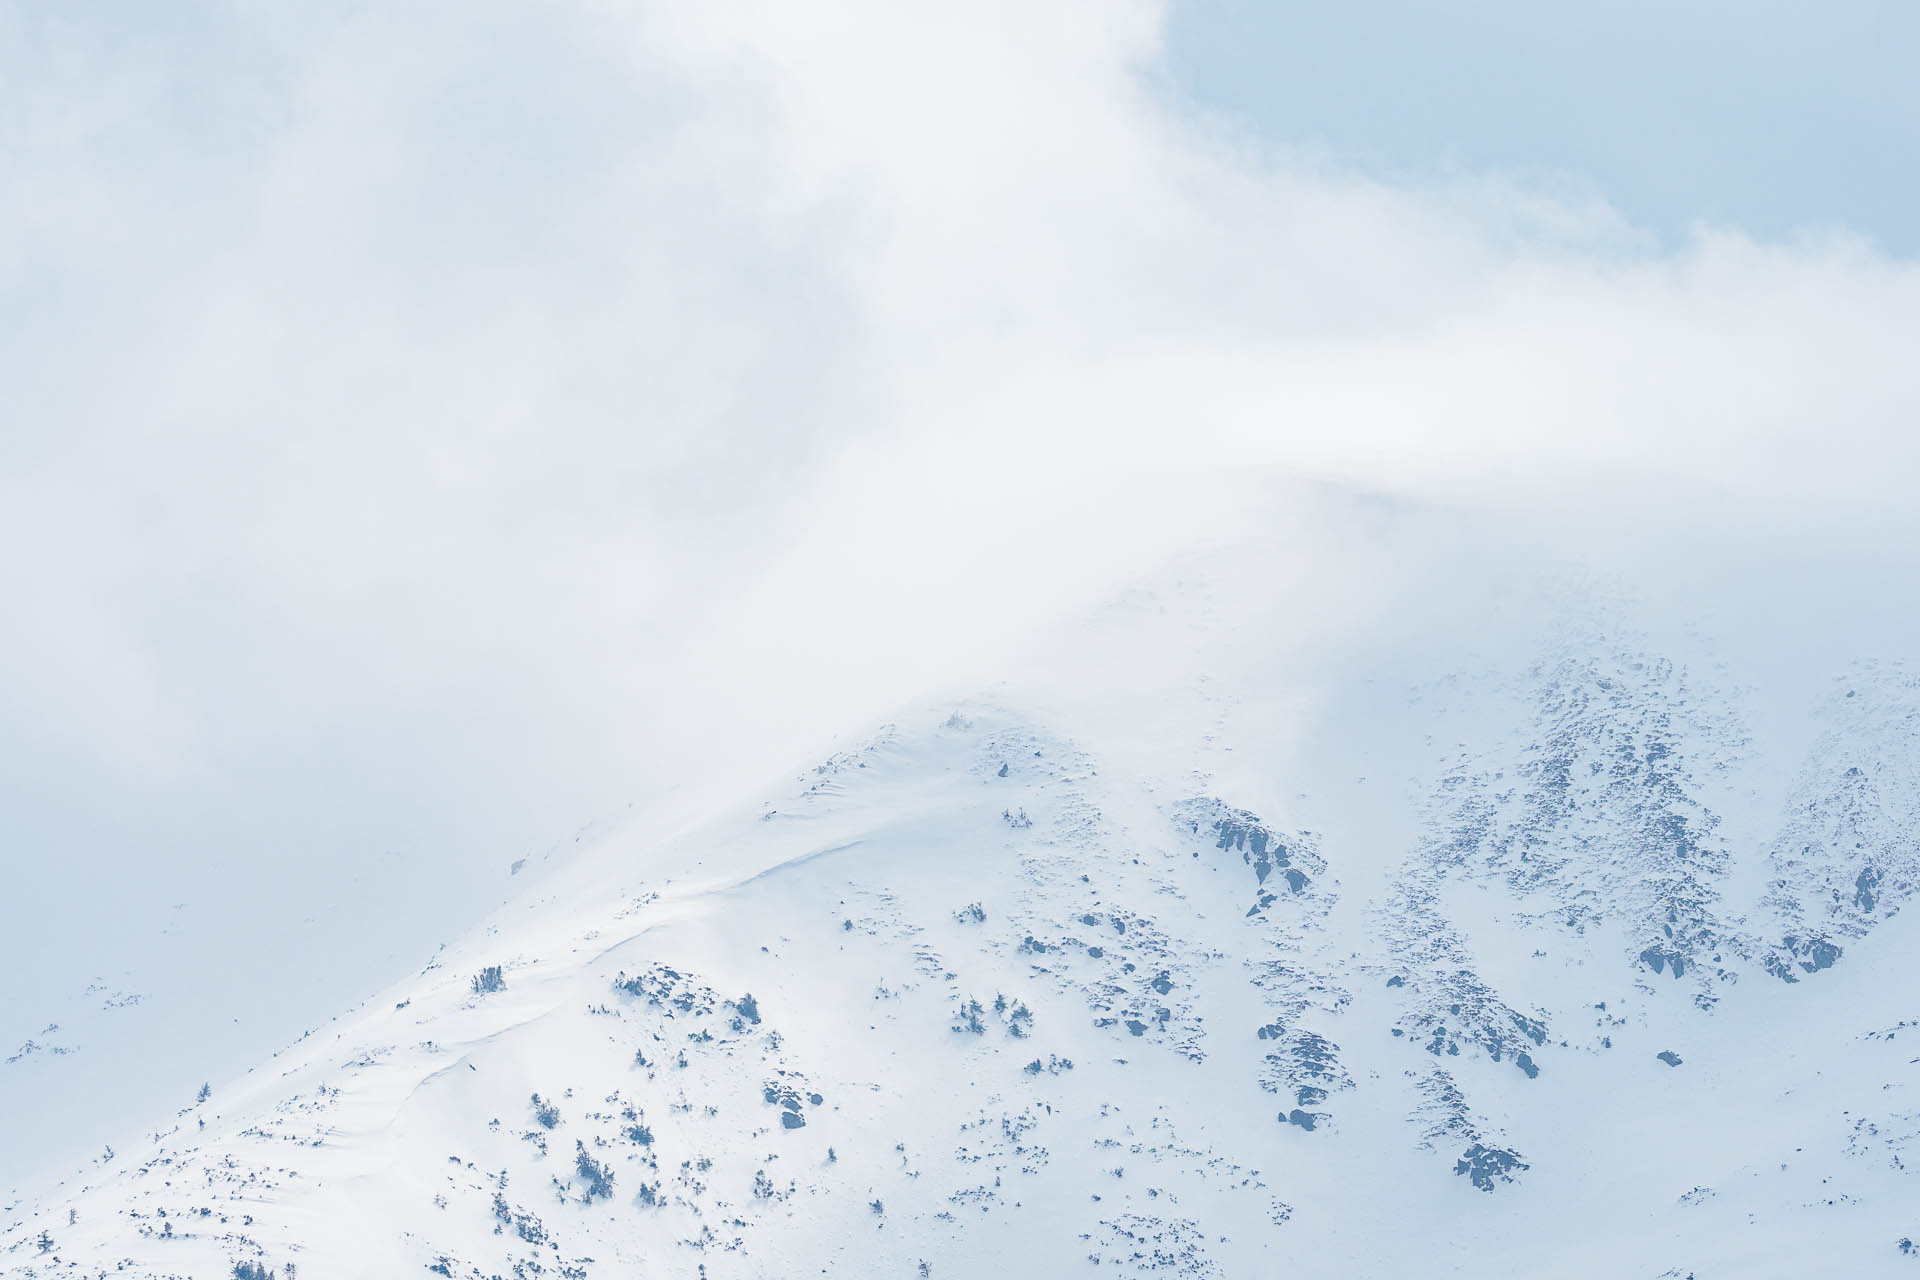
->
{"left": 8, "top": 503, "right": 1920, "bottom": 1278}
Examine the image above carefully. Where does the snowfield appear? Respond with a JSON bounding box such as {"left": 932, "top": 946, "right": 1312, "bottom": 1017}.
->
{"left": 8, "top": 516, "right": 1920, "bottom": 1279}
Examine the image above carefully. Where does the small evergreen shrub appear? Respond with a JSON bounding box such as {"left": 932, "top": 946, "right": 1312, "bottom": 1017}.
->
{"left": 575, "top": 1143, "right": 615, "bottom": 1201}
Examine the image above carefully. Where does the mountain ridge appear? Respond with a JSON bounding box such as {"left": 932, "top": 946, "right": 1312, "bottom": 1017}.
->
{"left": 8, "top": 530, "right": 1920, "bottom": 1278}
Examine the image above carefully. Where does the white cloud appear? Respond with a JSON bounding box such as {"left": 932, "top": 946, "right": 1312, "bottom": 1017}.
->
{"left": 5, "top": 0, "right": 1918, "bottom": 844}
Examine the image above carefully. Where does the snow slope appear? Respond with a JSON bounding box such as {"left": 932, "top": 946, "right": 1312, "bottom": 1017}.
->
{"left": 8, "top": 503, "right": 1920, "bottom": 1279}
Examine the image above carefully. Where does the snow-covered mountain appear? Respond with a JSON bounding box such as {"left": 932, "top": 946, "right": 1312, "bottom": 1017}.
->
{"left": 8, "top": 508, "right": 1920, "bottom": 1279}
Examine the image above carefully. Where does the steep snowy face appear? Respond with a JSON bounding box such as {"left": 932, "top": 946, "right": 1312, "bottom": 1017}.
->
{"left": 7, "top": 545, "right": 1920, "bottom": 1279}
{"left": 1763, "top": 665, "right": 1920, "bottom": 971}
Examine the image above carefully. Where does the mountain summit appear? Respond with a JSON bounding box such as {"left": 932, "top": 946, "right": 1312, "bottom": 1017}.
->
{"left": 8, "top": 520, "right": 1920, "bottom": 1279}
